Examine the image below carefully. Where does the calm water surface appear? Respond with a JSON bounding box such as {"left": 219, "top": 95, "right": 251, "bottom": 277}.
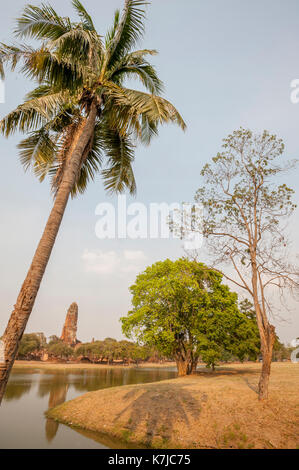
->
{"left": 0, "top": 366, "right": 177, "bottom": 449}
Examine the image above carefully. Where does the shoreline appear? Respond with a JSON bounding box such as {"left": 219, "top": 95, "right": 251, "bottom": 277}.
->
{"left": 13, "top": 360, "right": 177, "bottom": 371}
{"left": 47, "top": 362, "right": 299, "bottom": 449}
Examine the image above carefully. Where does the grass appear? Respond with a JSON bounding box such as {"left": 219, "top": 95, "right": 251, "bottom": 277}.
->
{"left": 47, "top": 362, "right": 299, "bottom": 449}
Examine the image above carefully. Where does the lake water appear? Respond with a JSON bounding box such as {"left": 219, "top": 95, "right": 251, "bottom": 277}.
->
{"left": 0, "top": 365, "right": 177, "bottom": 449}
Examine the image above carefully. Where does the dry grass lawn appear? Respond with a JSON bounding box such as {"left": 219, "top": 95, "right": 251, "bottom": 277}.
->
{"left": 47, "top": 362, "right": 299, "bottom": 449}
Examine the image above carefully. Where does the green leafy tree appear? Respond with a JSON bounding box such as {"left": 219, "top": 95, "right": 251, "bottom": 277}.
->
{"left": 272, "top": 337, "right": 290, "bottom": 362}
{"left": 101, "top": 338, "right": 118, "bottom": 364}
{"left": 0, "top": 0, "right": 185, "bottom": 402}
{"left": 48, "top": 335, "right": 60, "bottom": 344}
{"left": 121, "top": 258, "right": 260, "bottom": 376}
{"left": 130, "top": 343, "right": 149, "bottom": 365}
{"left": 186, "top": 129, "right": 299, "bottom": 399}
{"left": 47, "top": 342, "right": 73, "bottom": 359}
{"left": 117, "top": 340, "right": 135, "bottom": 363}
{"left": 75, "top": 341, "right": 102, "bottom": 362}
{"left": 18, "top": 334, "right": 41, "bottom": 358}
{"left": 147, "top": 347, "right": 168, "bottom": 363}
{"left": 75, "top": 338, "right": 149, "bottom": 365}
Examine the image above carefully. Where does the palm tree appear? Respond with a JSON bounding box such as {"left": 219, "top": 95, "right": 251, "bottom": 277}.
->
{"left": 0, "top": 0, "right": 186, "bottom": 403}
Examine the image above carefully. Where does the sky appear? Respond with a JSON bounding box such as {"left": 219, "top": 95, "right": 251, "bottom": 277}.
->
{"left": 0, "top": 0, "right": 299, "bottom": 344}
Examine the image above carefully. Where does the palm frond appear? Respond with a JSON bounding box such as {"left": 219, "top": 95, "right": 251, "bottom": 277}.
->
{"left": 107, "top": 0, "right": 148, "bottom": 68}
{"left": 72, "top": 0, "right": 95, "bottom": 31}
{"left": 101, "top": 99, "right": 156, "bottom": 146}
{"left": 112, "top": 63, "right": 163, "bottom": 95}
{"left": 105, "top": 10, "right": 120, "bottom": 50}
{"left": 22, "top": 92, "right": 70, "bottom": 119}
{"left": 25, "top": 83, "right": 55, "bottom": 100}
{"left": 15, "top": 3, "right": 72, "bottom": 40}
{"left": 125, "top": 89, "right": 186, "bottom": 130}
{"left": 109, "top": 49, "right": 163, "bottom": 94}
{"left": 0, "top": 91, "right": 70, "bottom": 136}
{"left": 89, "top": 121, "right": 105, "bottom": 167}
{"left": 23, "top": 47, "right": 86, "bottom": 89}
{"left": 26, "top": 84, "right": 77, "bottom": 131}
{"left": 101, "top": 93, "right": 142, "bottom": 141}
{"left": 71, "top": 129, "right": 103, "bottom": 196}
{"left": 0, "top": 106, "right": 45, "bottom": 137}
{"left": 0, "top": 43, "right": 86, "bottom": 90}
{"left": 0, "top": 43, "right": 35, "bottom": 78}
{"left": 139, "top": 114, "right": 159, "bottom": 145}
{"left": 51, "top": 121, "right": 103, "bottom": 197}
{"left": 18, "top": 128, "right": 57, "bottom": 178}
{"left": 124, "top": 48, "right": 158, "bottom": 59}
{"left": 101, "top": 124, "right": 136, "bottom": 195}
{"left": 103, "top": 83, "right": 186, "bottom": 132}
{"left": 48, "top": 28, "right": 103, "bottom": 76}
{"left": 50, "top": 121, "right": 80, "bottom": 193}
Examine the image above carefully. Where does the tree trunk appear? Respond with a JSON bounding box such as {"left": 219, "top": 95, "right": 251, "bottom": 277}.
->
{"left": 176, "top": 359, "right": 190, "bottom": 376}
{"left": 190, "top": 357, "right": 198, "bottom": 374}
{"left": 0, "top": 103, "right": 98, "bottom": 405}
{"left": 253, "top": 296, "right": 275, "bottom": 400}
{"left": 251, "top": 256, "right": 276, "bottom": 401}
{"left": 258, "top": 324, "right": 275, "bottom": 400}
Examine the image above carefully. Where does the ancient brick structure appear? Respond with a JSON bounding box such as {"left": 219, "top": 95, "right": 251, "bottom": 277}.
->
{"left": 60, "top": 302, "right": 79, "bottom": 346}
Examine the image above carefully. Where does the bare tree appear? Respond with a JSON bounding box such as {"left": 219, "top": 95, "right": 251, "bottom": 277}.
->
{"left": 181, "top": 128, "right": 299, "bottom": 400}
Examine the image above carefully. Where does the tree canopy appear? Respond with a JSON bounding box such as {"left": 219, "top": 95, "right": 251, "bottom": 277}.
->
{"left": 18, "top": 334, "right": 41, "bottom": 357}
{"left": 46, "top": 341, "right": 73, "bottom": 359}
{"left": 75, "top": 338, "right": 152, "bottom": 364}
{"left": 0, "top": 0, "right": 185, "bottom": 197}
{"left": 121, "top": 258, "right": 260, "bottom": 375}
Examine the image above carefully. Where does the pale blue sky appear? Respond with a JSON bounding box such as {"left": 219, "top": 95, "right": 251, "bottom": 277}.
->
{"left": 0, "top": 0, "right": 299, "bottom": 343}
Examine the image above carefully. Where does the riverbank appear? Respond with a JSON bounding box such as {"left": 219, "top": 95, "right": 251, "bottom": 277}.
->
{"left": 47, "top": 362, "right": 299, "bottom": 449}
{"left": 13, "top": 360, "right": 176, "bottom": 371}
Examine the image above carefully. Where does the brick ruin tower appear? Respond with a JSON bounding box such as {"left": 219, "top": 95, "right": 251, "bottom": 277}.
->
{"left": 60, "top": 302, "right": 79, "bottom": 346}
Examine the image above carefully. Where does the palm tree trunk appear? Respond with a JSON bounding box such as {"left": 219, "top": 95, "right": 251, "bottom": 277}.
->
{"left": 0, "top": 102, "right": 98, "bottom": 405}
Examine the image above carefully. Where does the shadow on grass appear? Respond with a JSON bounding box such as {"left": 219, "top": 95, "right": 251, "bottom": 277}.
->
{"left": 242, "top": 377, "right": 259, "bottom": 394}
{"left": 194, "top": 366, "right": 259, "bottom": 378}
{"left": 113, "top": 382, "right": 207, "bottom": 447}
{"left": 194, "top": 366, "right": 260, "bottom": 395}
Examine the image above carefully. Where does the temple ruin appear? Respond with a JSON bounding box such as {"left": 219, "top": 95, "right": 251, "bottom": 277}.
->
{"left": 60, "top": 302, "right": 79, "bottom": 346}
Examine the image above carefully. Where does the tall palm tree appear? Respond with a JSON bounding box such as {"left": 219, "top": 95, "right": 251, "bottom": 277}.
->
{"left": 0, "top": 0, "right": 186, "bottom": 403}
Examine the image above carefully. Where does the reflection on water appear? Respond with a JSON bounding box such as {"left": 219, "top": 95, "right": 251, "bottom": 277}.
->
{"left": 0, "top": 366, "right": 177, "bottom": 449}
{"left": 4, "top": 380, "right": 32, "bottom": 401}
{"left": 46, "top": 382, "right": 69, "bottom": 442}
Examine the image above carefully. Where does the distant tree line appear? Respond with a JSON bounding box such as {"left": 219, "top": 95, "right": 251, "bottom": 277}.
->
{"left": 74, "top": 338, "right": 159, "bottom": 365}
{"left": 13, "top": 322, "right": 293, "bottom": 368}
{"left": 15, "top": 335, "right": 167, "bottom": 365}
